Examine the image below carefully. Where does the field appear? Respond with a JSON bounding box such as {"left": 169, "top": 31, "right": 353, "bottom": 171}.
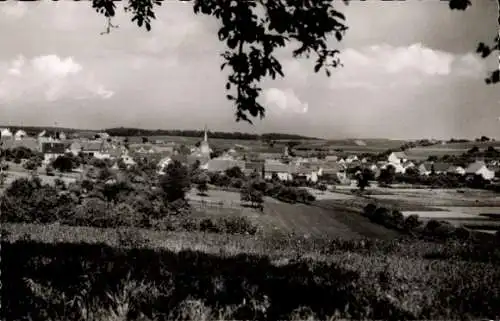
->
{"left": 406, "top": 141, "right": 500, "bottom": 160}
{"left": 295, "top": 138, "right": 407, "bottom": 153}
{"left": 187, "top": 188, "right": 401, "bottom": 240}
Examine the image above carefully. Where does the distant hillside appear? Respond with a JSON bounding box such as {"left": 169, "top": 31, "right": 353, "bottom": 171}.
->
{"left": 0, "top": 125, "right": 319, "bottom": 141}
{"left": 104, "top": 127, "right": 320, "bottom": 141}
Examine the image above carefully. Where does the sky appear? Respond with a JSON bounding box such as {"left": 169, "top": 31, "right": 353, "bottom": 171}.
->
{"left": 0, "top": 0, "right": 498, "bottom": 140}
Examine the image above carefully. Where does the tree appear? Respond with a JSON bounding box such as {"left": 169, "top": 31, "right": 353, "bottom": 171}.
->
{"left": 240, "top": 183, "right": 264, "bottom": 209}
{"left": 23, "top": 158, "right": 40, "bottom": 171}
{"left": 356, "top": 168, "right": 373, "bottom": 192}
{"left": 159, "top": 160, "right": 191, "bottom": 202}
{"left": 52, "top": 155, "right": 74, "bottom": 172}
{"left": 225, "top": 166, "right": 244, "bottom": 179}
{"left": 195, "top": 173, "right": 209, "bottom": 196}
{"left": 378, "top": 165, "right": 395, "bottom": 185}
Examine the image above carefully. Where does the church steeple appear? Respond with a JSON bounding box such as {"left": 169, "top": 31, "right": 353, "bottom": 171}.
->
{"left": 200, "top": 125, "right": 210, "bottom": 156}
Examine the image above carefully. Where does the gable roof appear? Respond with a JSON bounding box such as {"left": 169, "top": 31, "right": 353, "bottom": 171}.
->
{"left": 391, "top": 151, "right": 408, "bottom": 159}
{"left": 433, "top": 162, "right": 451, "bottom": 172}
{"left": 264, "top": 162, "right": 295, "bottom": 173}
{"left": 41, "top": 142, "right": 66, "bottom": 154}
{"left": 81, "top": 141, "right": 103, "bottom": 152}
{"left": 207, "top": 159, "right": 245, "bottom": 172}
{"left": 465, "top": 161, "right": 487, "bottom": 174}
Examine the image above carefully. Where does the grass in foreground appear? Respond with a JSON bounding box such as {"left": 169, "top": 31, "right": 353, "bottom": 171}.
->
{"left": 2, "top": 228, "right": 500, "bottom": 321}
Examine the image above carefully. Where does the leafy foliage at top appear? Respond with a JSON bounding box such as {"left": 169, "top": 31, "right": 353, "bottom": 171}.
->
{"left": 91, "top": 0, "right": 497, "bottom": 123}
{"left": 92, "top": 0, "right": 348, "bottom": 123}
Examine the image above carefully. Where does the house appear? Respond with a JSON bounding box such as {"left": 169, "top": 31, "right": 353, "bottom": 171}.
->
{"left": 80, "top": 141, "right": 105, "bottom": 158}
{"left": 258, "top": 153, "right": 282, "bottom": 161}
{"left": 41, "top": 142, "right": 66, "bottom": 164}
{"left": 157, "top": 154, "right": 188, "bottom": 174}
{"left": 345, "top": 155, "right": 359, "bottom": 164}
{"left": 447, "top": 165, "right": 466, "bottom": 176}
{"left": 418, "top": 162, "right": 433, "bottom": 176}
{"left": 432, "top": 162, "right": 451, "bottom": 174}
{"left": 206, "top": 159, "right": 245, "bottom": 173}
{"left": 295, "top": 164, "right": 322, "bottom": 183}
{"left": 98, "top": 132, "right": 110, "bottom": 140}
{"left": 465, "top": 161, "right": 495, "bottom": 180}
{"left": 382, "top": 162, "right": 405, "bottom": 174}
{"left": 388, "top": 151, "right": 408, "bottom": 164}
{"left": 244, "top": 161, "right": 264, "bottom": 177}
{"left": 14, "top": 130, "right": 27, "bottom": 140}
{"left": 1, "top": 128, "right": 13, "bottom": 140}
{"left": 264, "top": 160, "right": 295, "bottom": 181}
{"left": 121, "top": 154, "right": 136, "bottom": 168}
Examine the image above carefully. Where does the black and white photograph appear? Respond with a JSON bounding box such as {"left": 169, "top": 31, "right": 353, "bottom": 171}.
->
{"left": 1, "top": 0, "right": 500, "bottom": 320}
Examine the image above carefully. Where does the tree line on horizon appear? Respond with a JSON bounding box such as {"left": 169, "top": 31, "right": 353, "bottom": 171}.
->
{"left": 0, "top": 125, "right": 319, "bottom": 141}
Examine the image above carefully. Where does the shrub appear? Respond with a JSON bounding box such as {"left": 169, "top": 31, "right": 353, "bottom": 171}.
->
{"left": 111, "top": 203, "right": 147, "bottom": 228}
{"left": 454, "top": 227, "right": 471, "bottom": 241}
{"left": 403, "top": 214, "right": 421, "bottom": 231}
{"left": 116, "top": 228, "right": 150, "bottom": 248}
{"left": 389, "top": 210, "right": 405, "bottom": 229}
{"left": 199, "top": 218, "right": 222, "bottom": 233}
{"left": 51, "top": 155, "right": 73, "bottom": 172}
{"left": 22, "top": 158, "right": 40, "bottom": 171}
{"left": 370, "top": 207, "right": 391, "bottom": 225}
{"left": 219, "top": 216, "right": 258, "bottom": 235}
{"left": 71, "top": 198, "right": 110, "bottom": 228}
{"left": 363, "top": 203, "right": 377, "bottom": 218}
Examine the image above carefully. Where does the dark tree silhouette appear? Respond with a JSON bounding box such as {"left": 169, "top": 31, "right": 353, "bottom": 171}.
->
{"left": 159, "top": 160, "right": 191, "bottom": 202}
{"left": 51, "top": 156, "right": 73, "bottom": 173}
{"left": 88, "top": 0, "right": 499, "bottom": 124}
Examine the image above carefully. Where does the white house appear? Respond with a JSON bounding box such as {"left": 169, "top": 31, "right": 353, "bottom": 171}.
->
{"left": 382, "top": 162, "right": 405, "bottom": 174}
{"left": 41, "top": 142, "right": 66, "bottom": 164}
{"left": 388, "top": 151, "right": 408, "bottom": 165}
{"left": 447, "top": 166, "right": 466, "bottom": 176}
{"left": 264, "top": 160, "right": 294, "bottom": 181}
{"left": 345, "top": 155, "right": 358, "bottom": 164}
{"left": 1, "top": 128, "right": 13, "bottom": 139}
{"left": 14, "top": 130, "right": 27, "bottom": 140}
{"left": 465, "top": 161, "right": 495, "bottom": 180}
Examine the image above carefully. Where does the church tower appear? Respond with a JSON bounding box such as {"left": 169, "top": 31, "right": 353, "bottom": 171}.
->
{"left": 200, "top": 125, "right": 210, "bottom": 156}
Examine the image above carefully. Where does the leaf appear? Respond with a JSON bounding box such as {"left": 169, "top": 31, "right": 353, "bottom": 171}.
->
{"left": 491, "top": 70, "right": 500, "bottom": 84}
{"left": 314, "top": 63, "right": 321, "bottom": 73}
{"left": 335, "top": 31, "right": 342, "bottom": 42}
{"left": 225, "top": 83, "right": 231, "bottom": 90}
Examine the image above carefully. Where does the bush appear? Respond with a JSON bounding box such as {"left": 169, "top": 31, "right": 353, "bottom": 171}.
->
{"left": 363, "top": 203, "right": 377, "bottom": 218}
{"left": 218, "top": 216, "right": 258, "bottom": 235}
{"left": 370, "top": 207, "right": 391, "bottom": 225}
{"left": 403, "top": 214, "right": 421, "bottom": 231}
{"left": 51, "top": 155, "right": 73, "bottom": 172}
{"left": 454, "top": 227, "right": 471, "bottom": 241}
{"left": 22, "top": 158, "right": 40, "bottom": 171}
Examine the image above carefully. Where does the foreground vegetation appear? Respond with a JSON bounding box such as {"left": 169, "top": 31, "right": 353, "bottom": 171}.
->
{"left": 2, "top": 227, "right": 500, "bottom": 321}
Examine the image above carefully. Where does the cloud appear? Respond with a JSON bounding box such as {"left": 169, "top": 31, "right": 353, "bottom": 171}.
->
{"left": 0, "top": 54, "right": 113, "bottom": 102}
{"left": 330, "top": 43, "right": 486, "bottom": 90}
{"left": 0, "top": 2, "right": 28, "bottom": 19}
{"left": 263, "top": 88, "right": 309, "bottom": 114}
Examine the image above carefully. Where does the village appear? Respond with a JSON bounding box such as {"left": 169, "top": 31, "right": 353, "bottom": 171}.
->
{"left": 0, "top": 126, "right": 497, "bottom": 187}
